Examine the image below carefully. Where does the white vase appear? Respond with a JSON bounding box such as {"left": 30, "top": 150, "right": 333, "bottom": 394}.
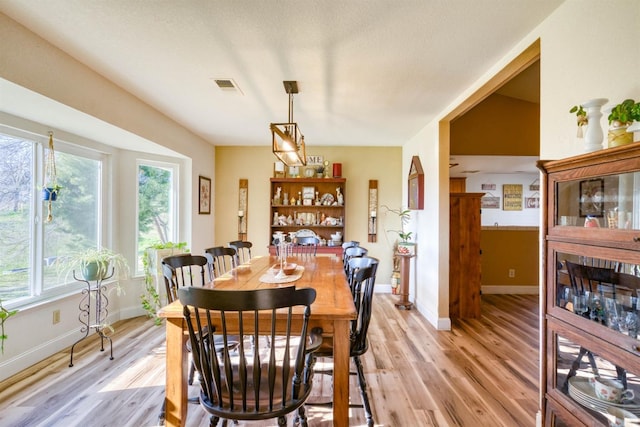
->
{"left": 582, "top": 98, "right": 608, "bottom": 152}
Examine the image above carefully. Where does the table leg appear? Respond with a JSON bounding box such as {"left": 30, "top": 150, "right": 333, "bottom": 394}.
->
{"left": 332, "top": 319, "right": 350, "bottom": 427}
{"left": 165, "top": 318, "right": 187, "bottom": 427}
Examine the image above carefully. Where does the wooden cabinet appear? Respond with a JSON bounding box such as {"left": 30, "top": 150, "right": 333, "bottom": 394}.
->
{"left": 449, "top": 192, "right": 483, "bottom": 318}
{"left": 269, "top": 178, "right": 346, "bottom": 250}
{"left": 449, "top": 177, "right": 467, "bottom": 192}
{"left": 538, "top": 143, "right": 640, "bottom": 426}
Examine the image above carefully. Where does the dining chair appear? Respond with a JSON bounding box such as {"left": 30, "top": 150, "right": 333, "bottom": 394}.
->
{"left": 292, "top": 236, "right": 319, "bottom": 257}
{"left": 228, "top": 240, "right": 252, "bottom": 264}
{"left": 204, "top": 246, "right": 237, "bottom": 278}
{"left": 159, "top": 254, "right": 240, "bottom": 425}
{"left": 341, "top": 241, "right": 359, "bottom": 269}
{"left": 162, "top": 254, "right": 241, "bottom": 376}
{"left": 346, "top": 256, "right": 379, "bottom": 295}
{"left": 343, "top": 245, "right": 368, "bottom": 272}
{"left": 178, "top": 286, "right": 323, "bottom": 427}
{"left": 309, "top": 264, "right": 377, "bottom": 426}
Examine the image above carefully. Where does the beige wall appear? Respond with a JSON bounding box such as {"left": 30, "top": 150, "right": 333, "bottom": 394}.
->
{"left": 0, "top": 13, "right": 215, "bottom": 380}
{"left": 403, "top": 0, "right": 639, "bottom": 329}
{"left": 215, "top": 146, "right": 402, "bottom": 283}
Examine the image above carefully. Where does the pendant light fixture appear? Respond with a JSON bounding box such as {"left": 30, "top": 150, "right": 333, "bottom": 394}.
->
{"left": 271, "top": 81, "right": 306, "bottom": 166}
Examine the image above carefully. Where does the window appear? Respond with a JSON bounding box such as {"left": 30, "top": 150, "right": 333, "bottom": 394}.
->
{"left": 0, "top": 129, "right": 104, "bottom": 305}
{"left": 136, "top": 161, "right": 178, "bottom": 273}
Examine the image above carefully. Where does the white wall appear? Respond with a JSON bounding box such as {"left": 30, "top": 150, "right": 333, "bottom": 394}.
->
{"left": 465, "top": 173, "right": 541, "bottom": 226}
{"left": 402, "top": 0, "right": 640, "bottom": 330}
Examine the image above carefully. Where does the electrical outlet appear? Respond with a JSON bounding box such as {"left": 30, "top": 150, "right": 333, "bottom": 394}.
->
{"left": 52, "top": 309, "right": 60, "bottom": 324}
{"left": 508, "top": 268, "right": 516, "bottom": 278}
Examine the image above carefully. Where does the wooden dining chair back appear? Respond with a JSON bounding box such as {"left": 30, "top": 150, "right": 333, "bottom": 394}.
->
{"left": 205, "top": 246, "right": 237, "bottom": 278}
{"left": 565, "top": 260, "right": 617, "bottom": 296}
{"left": 229, "top": 240, "right": 252, "bottom": 264}
{"left": 309, "top": 264, "right": 377, "bottom": 426}
{"left": 347, "top": 256, "right": 379, "bottom": 295}
{"left": 292, "top": 236, "right": 319, "bottom": 257}
{"left": 341, "top": 240, "right": 359, "bottom": 270}
{"left": 161, "top": 254, "right": 209, "bottom": 303}
{"left": 178, "top": 286, "right": 322, "bottom": 426}
{"left": 343, "top": 246, "right": 368, "bottom": 272}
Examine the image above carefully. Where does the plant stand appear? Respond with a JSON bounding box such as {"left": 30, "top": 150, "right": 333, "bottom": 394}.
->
{"left": 69, "top": 269, "right": 114, "bottom": 367}
{"left": 395, "top": 253, "right": 414, "bottom": 310}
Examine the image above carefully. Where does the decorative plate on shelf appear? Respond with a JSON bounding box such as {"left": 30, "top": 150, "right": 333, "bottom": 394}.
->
{"left": 295, "top": 229, "right": 317, "bottom": 238}
{"left": 320, "top": 193, "right": 335, "bottom": 205}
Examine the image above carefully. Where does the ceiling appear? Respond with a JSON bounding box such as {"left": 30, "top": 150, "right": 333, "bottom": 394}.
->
{"left": 0, "top": 0, "right": 561, "bottom": 150}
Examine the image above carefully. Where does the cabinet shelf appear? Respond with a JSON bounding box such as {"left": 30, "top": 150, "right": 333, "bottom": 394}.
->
{"left": 539, "top": 142, "right": 640, "bottom": 426}
{"left": 270, "top": 177, "right": 346, "bottom": 243}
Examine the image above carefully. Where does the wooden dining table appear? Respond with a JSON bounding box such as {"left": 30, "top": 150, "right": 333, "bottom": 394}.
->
{"left": 157, "top": 254, "right": 357, "bottom": 427}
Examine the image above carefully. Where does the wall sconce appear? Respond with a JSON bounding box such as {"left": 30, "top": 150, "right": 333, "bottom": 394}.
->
{"left": 238, "top": 179, "right": 248, "bottom": 241}
{"left": 368, "top": 180, "right": 378, "bottom": 242}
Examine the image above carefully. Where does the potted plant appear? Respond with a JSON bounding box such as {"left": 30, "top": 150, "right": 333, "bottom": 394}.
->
{"left": 0, "top": 297, "right": 18, "bottom": 354}
{"left": 140, "top": 241, "right": 188, "bottom": 325}
{"left": 60, "top": 247, "right": 129, "bottom": 283}
{"left": 315, "top": 166, "right": 324, "bottom": 178}
{"left": 607, "top": 98, "right": 639, "bottom": 147}
{"left": 381, "top": 205, "right": 415, "bottom": 255}
{"left": 569, "top": 104, "right": 588, "bottom": 138}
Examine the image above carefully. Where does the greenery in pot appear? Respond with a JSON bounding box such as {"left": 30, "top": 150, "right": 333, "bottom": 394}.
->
{"left": 0, "top": 298, "right": 18, "bottom": 354}
{"left": 381, "top": 205, "right": 412, "bottom": 242}
{"left": 607, "top": 99, "right": 639, "bottom": 147}
{"left": 140, "top": 241, "right": 188, "bottom": 325}
{"left": 608, "top": 98, "right": 640, "bottom": 128}
{"left": 569, "top": 104, "right": 588, "bottom": 138}
{"left": 59, "top": 247, "right": 129, "bottom": 284}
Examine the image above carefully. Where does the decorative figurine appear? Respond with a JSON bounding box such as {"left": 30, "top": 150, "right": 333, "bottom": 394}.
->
{"left": 336, "top": 187, "right": 344, "bottom": 205}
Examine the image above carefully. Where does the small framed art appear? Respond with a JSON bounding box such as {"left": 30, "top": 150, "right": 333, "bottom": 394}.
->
{"left": 199, "top": 176, "right": 211, "bottom": 214}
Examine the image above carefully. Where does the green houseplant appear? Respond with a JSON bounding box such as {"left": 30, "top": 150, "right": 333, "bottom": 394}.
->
{"left": 0, "top": 298, "right": 18, "bottom": 354}
{"left": 60, "top": 247, "right": 129, "bottom": 283}
{"left": 140, "top": 241, "right": 188, "bottom": 325}
{"left": 381, "top": 205, "right": 415, "bottom": 255}
{"left": 569, "top": 104, "right": 588, "bottom": 138}
{"left": 607, "top": 98, "right": 640, "bottom": 147}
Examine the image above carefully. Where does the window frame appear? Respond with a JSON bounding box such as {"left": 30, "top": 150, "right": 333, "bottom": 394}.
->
{"left": 0, "top": 124, "right": 109, "bottom": 309}
{"left": 134, "top": 159, "right": 180, "bottom": 276}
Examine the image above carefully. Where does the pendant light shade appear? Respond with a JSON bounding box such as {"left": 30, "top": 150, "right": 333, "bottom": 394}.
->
{"left": 271, "top": 81, "right": 306, "bottom": 167}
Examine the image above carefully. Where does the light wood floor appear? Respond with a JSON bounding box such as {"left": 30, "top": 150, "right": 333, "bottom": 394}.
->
{"left": 0, "top": 294, "right": 539, "bottom": 426}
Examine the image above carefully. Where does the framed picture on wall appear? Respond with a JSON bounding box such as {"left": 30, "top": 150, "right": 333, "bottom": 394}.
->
{"left": 199, "top": 176, "right": 211, "bottom": 215}
{"left": 408, "top": 156, "right": 424, "bottom": 210}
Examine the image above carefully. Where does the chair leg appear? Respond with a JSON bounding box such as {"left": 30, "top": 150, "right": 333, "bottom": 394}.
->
{"left": 188, "top": 361, "right": 196, "bottom": 385}
{"left": 354, "top": 355, "right": 374, "bottom": 427}
{"left": 209, "top": 415, "right": 220, "bottom": 427}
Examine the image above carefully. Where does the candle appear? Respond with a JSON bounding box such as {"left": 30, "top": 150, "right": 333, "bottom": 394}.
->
{"left": 371, "top": 210, "right": 377, "bottom": 218}
{"left": 238, "top": 210, "right": 244, "bottom": 217}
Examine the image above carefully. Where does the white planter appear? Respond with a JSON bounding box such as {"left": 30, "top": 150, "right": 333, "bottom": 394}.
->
{"left": 397, "top": 242, "right": 416, "bottom": 256}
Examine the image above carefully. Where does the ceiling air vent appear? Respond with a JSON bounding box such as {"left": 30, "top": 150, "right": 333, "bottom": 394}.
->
{"left": 213, "top": 78, "right": 243, "bottom": 94}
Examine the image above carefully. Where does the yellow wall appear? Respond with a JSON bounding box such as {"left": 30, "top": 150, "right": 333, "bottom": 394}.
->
{"left": 214, "top": 146, "right": 402, "bottom": 283}
{"left": 480, "top": 228, "right": 539, "bottom": 291}
{"left": 451, "top": 93, "right": 539, "bottom": 155}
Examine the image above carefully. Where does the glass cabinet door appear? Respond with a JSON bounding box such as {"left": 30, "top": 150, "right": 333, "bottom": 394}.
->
{"left": 555, "top": 171, "right": 640, "bottom": 229}
{"left": 550, "top": 332, "right": 640, "bottom": 425}
{"left": 552, "top": 250, "right": 640, "bottom": 345}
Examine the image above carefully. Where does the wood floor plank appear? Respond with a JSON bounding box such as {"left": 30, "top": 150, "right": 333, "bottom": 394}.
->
{"left": 0, "top": 294, "right": 539, "bottom": 426}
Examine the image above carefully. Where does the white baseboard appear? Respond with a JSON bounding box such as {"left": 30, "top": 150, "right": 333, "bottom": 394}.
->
{"left": 482, "top": 285, "right": 539, "bottom": 294}
{"left": 374, "top": 283, "right": 393, "bottom": 293}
